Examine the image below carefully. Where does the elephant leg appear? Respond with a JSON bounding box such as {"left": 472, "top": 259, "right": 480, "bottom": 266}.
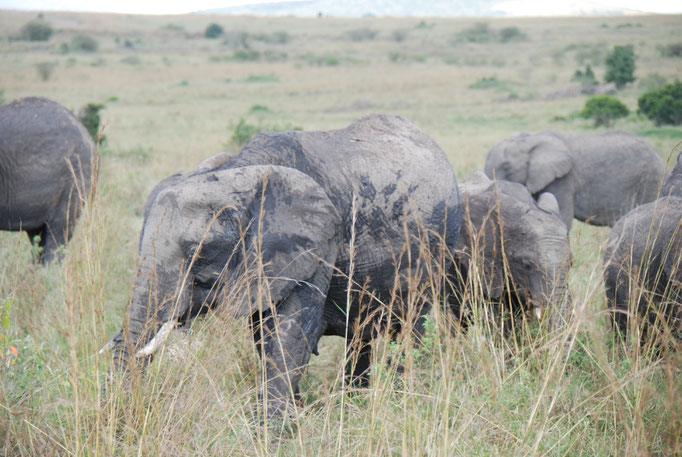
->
{"left": 252, "top": 283, "right": 325, "bottom": 418}
{"left": 605, "top": 266, "right": 630, "bottom": 335}
{"left": 41, "top": 191, "right": 81, "bottom": 264}
{"left": 344, "top": 338, "right": 371, "bottom": 388}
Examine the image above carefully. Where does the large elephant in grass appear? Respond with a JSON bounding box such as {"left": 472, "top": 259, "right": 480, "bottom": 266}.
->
{"left": 0, "top": 97, "right": 96, "bottom": 264}
{"left": 604, "top": 196, "right": 682, "bottom": 342}
{"left": 103, "top": 115, "right": 462, "bottom": 417}
{"left": 484, "top": 131, "right": 667, "bottom": 230}
{"left": 451, "top": 172, "right": 572, "bottom": 332}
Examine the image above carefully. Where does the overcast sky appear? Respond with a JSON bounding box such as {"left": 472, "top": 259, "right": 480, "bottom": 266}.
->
{"left": 0, "top": 0, "right": 680, "bottom": 15}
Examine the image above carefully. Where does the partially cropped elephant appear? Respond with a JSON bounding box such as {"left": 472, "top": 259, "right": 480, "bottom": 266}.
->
{"left": 104, "top": 115, "right": 462, "bottom": 416}
{"left": 484, "top": 131, "right": 667, "bottom": 230}
{"left": 0, "top": 97, "right": 96, "bottom": 264}
{"left": 451, "top": 172, "right": 572, "bottom": 332}
{"left": 662, "top": 152, "right": 682, "bottom": 197}
{"left": 604, "top": 196, "right": 682, "bottom": 341}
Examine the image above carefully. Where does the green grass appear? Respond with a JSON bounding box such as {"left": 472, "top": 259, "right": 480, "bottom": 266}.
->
{"left": 0, "top": 9, "right": 681, "bottom": 456}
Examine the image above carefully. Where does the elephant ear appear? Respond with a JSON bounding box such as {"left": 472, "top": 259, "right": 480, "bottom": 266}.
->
{"left": 236, "top": 166, "right": 341, "bottom": 316}
{"left": 526, "top": 135, "right": 573, "bottom": 194}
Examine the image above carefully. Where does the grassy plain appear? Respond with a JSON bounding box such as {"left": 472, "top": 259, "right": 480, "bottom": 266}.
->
{"left": 0, "top": 8, "right": 681, "bottom": 456}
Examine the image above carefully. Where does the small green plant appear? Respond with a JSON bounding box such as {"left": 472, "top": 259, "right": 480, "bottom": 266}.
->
{"left": 120, "top": 56, "right": 141, "bottom": 65}
{"left": 205, "top": 23, "right": 224, "bottom": 39}
{"left": 581, "top": 95, "right": 629, "bottom": 127}
{"left": 244, "top": 74, "right": 280, "bottom": 83}
{"left": 657, "top": 43, "right": 682, "bottom": 58}
{"left": 227, "top": 118, "right": 302, "bottom": 149}
{"left": 572, "top": 64, "right": 598, "bottom": 91}
{"left": 468, "top": 76, "right": 508, "bottom": 91}
{"left": 604, "top": 45, "right": 636, "bottom": 89}
{"left": 458, "top": 22, "right": 494, "bottom": 43}
{"left": 637, "top": 81, "right": 682, "bottom": 126}
{"left": 498, "top": 26, "right": 527, "bottom": 43}
{"left": 252, "top": 30, "right": 290, "bottom": 44}
{"left": 18, "top": 20, "right": 53, "bottom": 41}
{"left": 391, "top": 29, "right": 409, "bottom": 42}
{"left": 247, "top": 104, "right": 271, "bottom": 114}
{"left": 233, "top": 50, "right": 260, "bottom": 61}
{"left": 35, "top": 61, "right": 56, "bottom": 81}
{"left": 345, "top": 28, "right": 378, "bottom": 42}
{"left": 78, "top": 103, "right": 104, "bottom": 142}
{"left": 71, "top": 34, "right": 99, "bottom": 53}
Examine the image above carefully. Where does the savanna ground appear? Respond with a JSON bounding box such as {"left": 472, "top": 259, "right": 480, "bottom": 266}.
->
{"left": 1, "top": 9, "right": 682, "bottom": 456}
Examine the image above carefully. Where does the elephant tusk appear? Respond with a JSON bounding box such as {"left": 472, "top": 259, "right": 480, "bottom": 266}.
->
{"left": 534, "top": 307, "right": 542, "bottom": 321}
{"left": 98, "top": 338, "right": 116, "bottom": 354}
{"left": 135, "top": 321, "right": 177, "bottom": 358}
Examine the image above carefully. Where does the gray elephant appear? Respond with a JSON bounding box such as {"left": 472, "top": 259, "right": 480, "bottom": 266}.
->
{"left": 484, "top": 131, "right": 666, "bottom": 230}
{"left": 604, "top": 196, "right": 682, "bottom": 341}
{"left": 662, "top": 152, "right": 682, "bottom": 197}
{"left": 0, "top": 97, "right": 96, "bottom": 264}
{"left": 103, "top": 114, "right": 462, "bottom": 416}
{"left": 451, "top": 172, "right": 572, "bottom": 332}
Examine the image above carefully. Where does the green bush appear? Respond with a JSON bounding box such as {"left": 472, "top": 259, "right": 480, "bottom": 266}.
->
{"left": 35, "top": 62, "right": 56, "bottom": 81}
{"left": 18, "top": 20, "right": 53, "bottom": 41}
{"left": 581, "top": 95, "right": 629, "bottom": 127}
{"left": 458, "top": 23, "right": 494, "bottom": 43}
{"left": 498, "top": 26, "right": 527, "bottom": 43}
{"left": 657, "top": 43, "right": 682, "bottom": 58}
{"left": 71, "top": 34, "right": 99, "bottom": 52}
{"left": 604, "top": 45, "right": 635, "bottom": 89}
{"left": 228, "top": 118, "right": 302, "bottom": 149}
{"left": 233, "top": 50, "right": 260, "bottom": 61}
{"left": 205, "top": 23, "right": 224, "bottom": 39}
{"left": 78, "top": 103, "right": 105, "bottom": 143}
{"left": 345, "top": 28, "right": 377, "bottom": 42}
{"left": 637, "top": 81, "right": 682, "bottom": 126}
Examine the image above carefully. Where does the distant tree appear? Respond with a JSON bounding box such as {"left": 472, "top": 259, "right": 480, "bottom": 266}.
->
{"left": 205, "top": 23, "right": 224, "bottom": 39}
{"left": 604, "top": 45, "right": 636, "bottom": 89}
{"left": 71, "top": 34, "right": 99, "bottom": 52}
{"left": 78, "top": 103, "right": 105, "bottom": 142}
{"left": 18, "top": 20, "right": 53, "bottom": 41}
{"left": 638, "top": 81, "right": 682, "bottom": 126}
{"left": 581, "top": 95, "right": 629, "bottom": 127}
{"left": 498, "top": 26, "right": 526, "bottom": 43}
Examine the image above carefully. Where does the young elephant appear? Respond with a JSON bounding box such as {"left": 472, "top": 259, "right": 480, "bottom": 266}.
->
{"left": 484, "top": 131, "right": 666, "bottom": 230}
{"left": 103, "top": 115, "right": 462, "bottom": 417}
{"left": 662, "top": 152, "right": 682, "bottom": 198}
{"left": 603, "top": 196, "right": 682, "bottom": 341}
{"left": 451, "top": 172, "right": 572, "bottom": 332}
{"left": 0, "top": 97, "right": 96, "bottom": 263}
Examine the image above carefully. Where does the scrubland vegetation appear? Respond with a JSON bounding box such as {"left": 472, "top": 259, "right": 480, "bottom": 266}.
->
{"left": 0, "top": 9, "right": 681, "bottom": 456}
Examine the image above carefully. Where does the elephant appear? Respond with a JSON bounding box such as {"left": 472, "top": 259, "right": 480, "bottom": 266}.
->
{"left": 662, "top": 152, "right": 682, "bottom": 197}
{"left": 451, "top": 172, "right": 572, "bottom": 332}
{"left": 484, "top": 130, "right": 667, "bottom": 230}
{"left": 103, "top": 114, "right": 462, "bottom": 417}
{"left": 0, "top": 97, "right": 96, "bottom": 264}
{"left": 603, "top": 196, "right": 682, "bottom": 342}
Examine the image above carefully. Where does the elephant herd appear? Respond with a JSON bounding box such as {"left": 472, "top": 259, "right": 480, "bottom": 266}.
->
{"left": 1, "top": 96, "right": 680, "bottom": 418}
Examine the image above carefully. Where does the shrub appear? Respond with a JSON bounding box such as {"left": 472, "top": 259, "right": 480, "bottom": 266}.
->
{"left": 391, "top": 29, "right": 409, "bottom": 42}
{"left": 244, "top": 74, "right": 280, "bottom": 83}
{"left": 459, "top": 23, "right": 494, "bottom": 43}
{"left": 228, "top": 118, "right": 302, "bottom": 149}
{"left": 572, "top": 64, "right": 598, "bottom": 91}
{"left": 205, "top": 23, "right": 224, "bottom": 39}
{"left": 18, "top": 20, "right": 53, "bottom": 41}
{"left": 233, "top": 50, "right": 260, "bottom": 61}
{"left": 637, "top": 81, "right": 682, "bottom": 126}
{"left": 71, "top": 34, "right": 99, "bottom": 52}
{"left": 345, "top": 28, "right": 377, "bottom": 42}
{"left": 35, "top": 62, "right": 56, "bottom": 81}
{"left": 78, "top": 103, "right": 104, "bottom": 142}
{"left": 604, "top": 45, "right": 635, "bottom": 89}
{"left": 252, "top": 31, "right": 289, "bottom": 44}
{"left": 657, "top": 43, "right": 682, "bottom": 58}
{"left": 581, "top": 95, "right": 629, "bottom": 127}
{"left": 498, "top": 26, "right": 526, "bottom": 43}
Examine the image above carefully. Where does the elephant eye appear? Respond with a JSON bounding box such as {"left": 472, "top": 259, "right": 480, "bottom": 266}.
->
{"left": 521, "top": 259, "right": 533, "bottom": 271}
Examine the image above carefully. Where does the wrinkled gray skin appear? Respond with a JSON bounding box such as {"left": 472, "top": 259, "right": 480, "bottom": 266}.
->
{"left": 109, "top": 115, "right": 461, "bottom": 416}
{"left": 604, "top": 196, "right": 682, "bottom": 340}
{"left": 484, "top": 131, "right": 667, "bottom": 230}
{"left": 0, "top": 97, "right": 95, "bottom": 264}
{"left": 142, "top": 151, "right": 234, "bottom": 224}
{"left": 451, "top": 172, "right": 572, "bottom": 332}
{"left": 662, "top": 152, "right": 682, "bottom": 198}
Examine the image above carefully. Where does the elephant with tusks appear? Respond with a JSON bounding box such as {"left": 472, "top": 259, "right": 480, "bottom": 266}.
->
{"left": 0, "top": 97, "right": 96, "bottom": 264}
{"left": 484, "top": 130, "right": 667, "bottom": 230}
{"left": 451, "top": 172, "right": 572, "bottom": 333}
{"left": 102, "top": 114, "right": 462, "bottom": 417}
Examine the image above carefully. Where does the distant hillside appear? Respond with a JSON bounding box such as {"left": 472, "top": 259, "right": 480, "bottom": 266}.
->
{"left": 197, "top": 0, "right": 638, "bottom": 17}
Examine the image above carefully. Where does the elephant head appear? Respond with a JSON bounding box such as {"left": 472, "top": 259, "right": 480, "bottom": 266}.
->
{"left": 107, "top": 165, "right": 341, "bottom": 369}
{"left": 456, "top": 171, "right": 572, "bottom": 331}
{"left": 484, "top": 132, "right": 575, "bottom": 228}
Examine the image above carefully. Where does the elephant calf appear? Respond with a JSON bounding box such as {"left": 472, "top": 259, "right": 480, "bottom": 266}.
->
{"left": 0, "top": 97, "right": 96, "bottom": 263}
{"left": 485, "top": 130, "right": 666, "bottom": 230}
{"left": 604, "top": 196, "right": 682, "bottom": 342}
{"left": 451, "top": 172, "right": 572, "bottom": 332}
{"left": 104, "top": 115, "right": 462, "bottom": 417}
{"left": 662, "top": 152, "right": 682, "bottom": 198}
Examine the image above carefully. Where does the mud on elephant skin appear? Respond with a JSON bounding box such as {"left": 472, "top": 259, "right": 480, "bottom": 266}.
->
{"left": 604, "top": 196, "right": 682, "bottom": 342}
{"left": 103, "top": 114, "right": 462, "bottom": 417}
{"left": 451, "top": 171, "right": 572, "bottom": 333}
{"left": 0, "top": 97, "right": 96, "bottom": 264}
{"left": 484, "top": 130, "right": 666, "bottom": 230}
